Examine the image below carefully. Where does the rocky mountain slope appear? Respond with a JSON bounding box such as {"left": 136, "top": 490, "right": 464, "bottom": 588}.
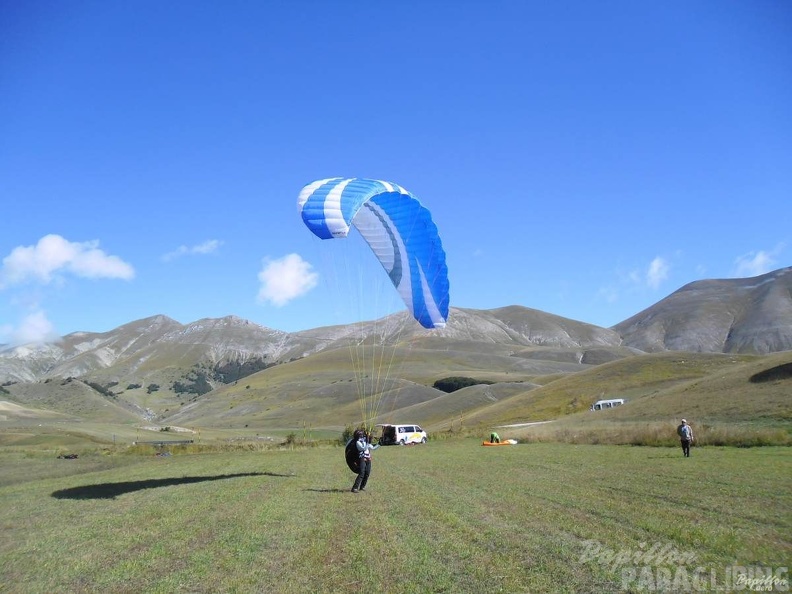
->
{"left": 614, "top": 267, "right": 792, "bottom": 353}
{"left": 0, "top": 306, "right": 627, "bottom": 386}
{"left": 1, "top": 268, "right": 789, "bottom": 390}
{"left": 0, "top": 315, "right": 314, "bottom": 384}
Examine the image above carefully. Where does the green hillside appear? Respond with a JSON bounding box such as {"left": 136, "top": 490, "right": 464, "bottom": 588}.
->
{"left": 454, "top": 351, "right": 790, "bottom": 431}
{"left": 3, "top": 378, "right": 142, "bottom": 424}
{"left": 2, "top": 348, "right": 790, "bottom": 449}
{"left": 161, "top": 341, "right": 580, "bottom": 429}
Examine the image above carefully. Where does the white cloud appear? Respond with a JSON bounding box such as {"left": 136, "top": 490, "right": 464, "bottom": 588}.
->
{"left": 597, "top": 285, "right": 619, "bottom": 304}
{"left": 646, "top": 257, "right": 670, "bottom": 289}
{"left": 0, "top": 234, "right": 134, "bottom": 288}
{"left": 599, "top": 256, "right": 672, "bottom": 304}
{"left": 257, "top": 253, "right": 318, "bottom": 307}
{"left": 732, "top": 246, "right": 782, "bottom": 278}
{"left": 8, "top": 310, "right": 59, "bottom": 345}
{"left": 162, "top": 239, "right": 223, "bottom": 262}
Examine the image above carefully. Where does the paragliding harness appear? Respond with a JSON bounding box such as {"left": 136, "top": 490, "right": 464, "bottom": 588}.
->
{"left": 345, "top": 439, "right": 361, "bottom": 473}
{"left": 345, "top": 429, "right": 375, "bottom": 473}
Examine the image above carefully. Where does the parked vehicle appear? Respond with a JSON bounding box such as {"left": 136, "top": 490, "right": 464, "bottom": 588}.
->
{"left": 590, "top": 398, "right": 625, "bottom": 411}
{"left": 377, "top": 424, "right": 428, "bottom": 445}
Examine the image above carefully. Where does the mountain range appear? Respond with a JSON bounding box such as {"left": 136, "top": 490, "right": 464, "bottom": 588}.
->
{"left": 0, "top": 267, "right": 790, "bottom": 428}
{"left": 2, "top": 267, "right": 790, "bottom": 385}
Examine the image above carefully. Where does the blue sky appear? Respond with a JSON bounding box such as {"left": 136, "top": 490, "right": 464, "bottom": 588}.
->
{"left": 1, "top": 1, "right": 790, "bottom": 344}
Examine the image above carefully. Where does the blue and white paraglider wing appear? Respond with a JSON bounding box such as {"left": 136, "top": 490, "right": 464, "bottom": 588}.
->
{"left": 298, "top": 178, "right": 450, "bottom": 329}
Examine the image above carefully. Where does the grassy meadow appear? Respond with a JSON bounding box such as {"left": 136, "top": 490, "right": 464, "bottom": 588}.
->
{"left": 1, "top": 439, "right": 790, "bottom": 593}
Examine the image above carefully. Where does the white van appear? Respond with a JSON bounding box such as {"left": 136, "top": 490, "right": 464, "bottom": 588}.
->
{"left": 590, "top": 398, "right": 625, "bottom": 411}
{"left": 377, "top": 424, "right": 428, "bottom": 445}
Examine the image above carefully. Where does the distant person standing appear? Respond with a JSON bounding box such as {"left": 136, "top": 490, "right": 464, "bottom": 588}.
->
{"left": 677, "top": 419, "right": 694, "bottom": 457}
{"left": 351, "top": 430, "right": 379, "bottom": 493}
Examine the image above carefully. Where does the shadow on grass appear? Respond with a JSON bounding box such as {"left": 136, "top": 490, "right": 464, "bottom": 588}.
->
{"left": 305, "top": 488, "right": 350, "bottom": 494}
{"left": 51, "top": 472, "right": 292, "bottom": 500}
{"left": 750, "top": 362, "right": 792, "bottom": 383}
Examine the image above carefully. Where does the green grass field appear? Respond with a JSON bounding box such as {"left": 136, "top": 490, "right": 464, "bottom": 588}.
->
{"left": 1, "top": 440, "right": 789, "bottom": 593}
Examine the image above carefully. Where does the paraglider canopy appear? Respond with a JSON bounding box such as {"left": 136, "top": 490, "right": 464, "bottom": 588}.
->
{"left": 298, "top": 177, "right": 449, "bottom": 329}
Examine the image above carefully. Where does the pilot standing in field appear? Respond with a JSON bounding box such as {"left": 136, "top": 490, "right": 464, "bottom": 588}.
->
{"left": 677, "top": 419, "right": 694, "bottom": 457}
{"left": 351, "top": 429, "right": 379, "bottom": 493}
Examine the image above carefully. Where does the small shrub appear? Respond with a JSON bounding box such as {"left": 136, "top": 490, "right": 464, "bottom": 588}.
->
{"left": 87, "top": 381, "right": 117, "bottom": 398}
{"left": 213, "top": 357, "right": 271, "bottom": 384}
{"left": 340, "top": 425, "right": 356, "bottom": 445}
{"left": 173, "top": 371, "right": 213, "bottom": 396}
{"left": 433, "top": 376, "right": 495, "bottom": 393}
